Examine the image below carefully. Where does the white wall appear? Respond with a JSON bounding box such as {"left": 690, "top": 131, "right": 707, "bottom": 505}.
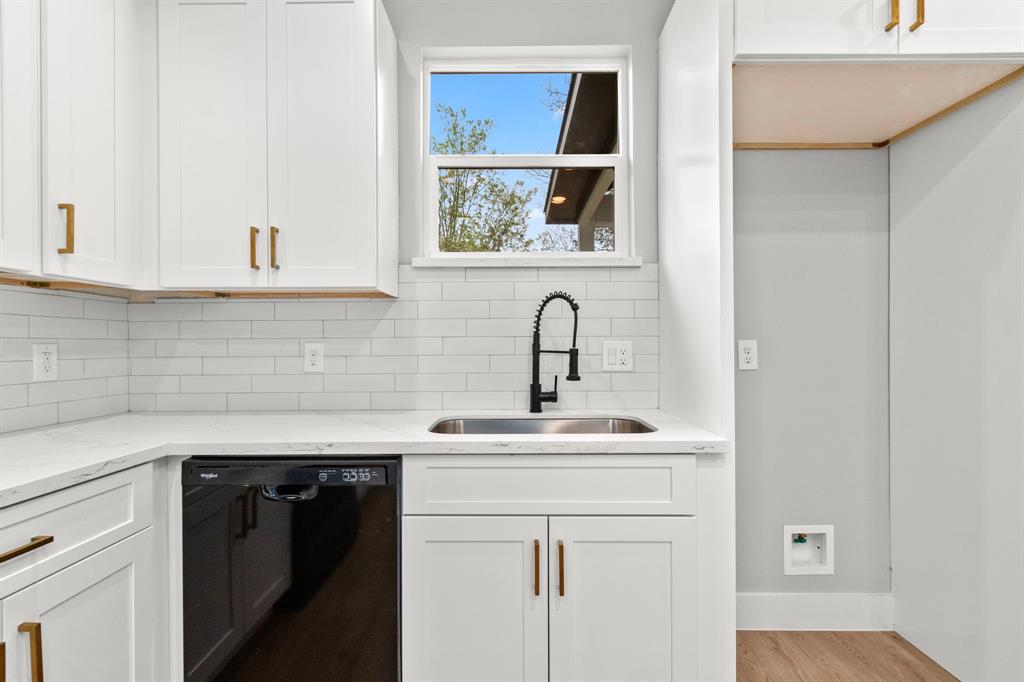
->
{"left": 734, "top": 150, "right": 891, "bottom": 598}
{"left": 382, "top": 0, "right": 670, "bottom": 263}
{"left": 890, "top": 80, "right": 1024, "bottom": 680}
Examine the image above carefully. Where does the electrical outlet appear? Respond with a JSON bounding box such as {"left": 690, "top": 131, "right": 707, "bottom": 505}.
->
{"left": 601, "top": 340, "right": 633, "bottom": 372}
{"left": 303, "top": 342, "right": 324, "bottom": 373}
{"left": 33, "top": 344, "right": 58, "bottom": 381}
{"left": 737, "top": 339, "right": 758, "bottom": 371}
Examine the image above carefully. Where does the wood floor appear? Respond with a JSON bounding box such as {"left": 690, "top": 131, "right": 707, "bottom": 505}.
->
{"left": 738, "top": 631, "right": 959, "bottom": 682}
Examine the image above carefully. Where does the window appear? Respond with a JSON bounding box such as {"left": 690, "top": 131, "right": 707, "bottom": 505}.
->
{"left": 418, "top": 51, "right": 633, "bottom": 265}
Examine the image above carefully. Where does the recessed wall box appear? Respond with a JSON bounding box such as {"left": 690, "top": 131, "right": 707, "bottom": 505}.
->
{"left": 783, "top": 524, "right": 835, "bottom": 575}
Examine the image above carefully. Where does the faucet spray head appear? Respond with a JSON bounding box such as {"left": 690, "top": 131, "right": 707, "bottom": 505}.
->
{"left": 567, "top": 347, "right": 580, "bottom": 381}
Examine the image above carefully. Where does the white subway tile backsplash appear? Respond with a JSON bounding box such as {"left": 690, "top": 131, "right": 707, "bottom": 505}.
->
{"left": 203, "top": 357, "right": 275, "bottom": 375}
{"left": 180, "top": 320, "right": 252, "bottom": 339}
{"left": 0, "top": 266, "right": 660, "bottom": 429}
{"left": 203, "top": 301, "right": 275, "bottom": 320}
{"left": 130, "top": 302, "right": 202, "bottom": 321}
{"left": 180, "top": 375, "right": 252, "bottom": 393}
{"left": 324, "top": 320, "right": 395, "bottom": 338}
{"left": 275, "top": 301, "right": 348, "bottom": 320}
{"left": 156, "top": 339, "right": 229, "bottom": 357}
{"left": 252, "top": 320, "right": 323, "bottom": 338}
{"left": 371, "top": 338, "right": 442, "bottom": 356}
{"left": 417, "top": 355, "right": 490, "bottom": 374}
{"left": 443, "top": 337, "right": 515, "bottom": 355}
{"left": 417, "top": 300, "right": 489, "bottom": 319}
{"left": 1, "top": 314, "right": 29, "bottom": 337}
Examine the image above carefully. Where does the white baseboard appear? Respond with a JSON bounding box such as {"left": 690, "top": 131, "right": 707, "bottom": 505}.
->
{"left": 738, "top": 592, "right": 895, "bottom": 631}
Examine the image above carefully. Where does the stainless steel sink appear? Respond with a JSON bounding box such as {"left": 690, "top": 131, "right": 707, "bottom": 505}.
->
{"left": 428, "top": 416, "right": 656, "bottom": 435}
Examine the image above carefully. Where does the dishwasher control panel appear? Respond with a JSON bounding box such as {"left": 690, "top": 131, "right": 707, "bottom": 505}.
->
{"left": 182, "top": 458, "right": 397, "bottom": 487}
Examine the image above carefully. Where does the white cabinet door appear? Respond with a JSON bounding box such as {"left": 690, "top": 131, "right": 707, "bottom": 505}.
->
{"left": 1, "top": 528, "right": 155, "bottom": 682}
{"left": 549, "top": 517, "right": 697, "bottom": 682}
{"left": 266, "top": 0, "right": 378, "bottom": 288}
{"left": 402, "top": 516, "right": 548, "bottom": 682}
{"left": 899, "top": 1, "right": 1024, "bottom": 54}
{"left": 0, "top": 0, "right": 40, "bottom": 274}
{"left": 735, "top": 0, "right": 899, "bottom": 56}
{"left": 41, "top": 0, "right": 142, "bottom": 286}
{"left": 158, "top": 0, "right": 268, "bottom": 288}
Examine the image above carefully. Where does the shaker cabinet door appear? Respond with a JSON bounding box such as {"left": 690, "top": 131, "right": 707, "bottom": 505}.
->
{"left": 0, "top": 528, "right": 155, "bottom": 682}
{"left": 266, "top": 0, "right": 378, "bottom": 288}
{"left": 548, "top": 516, "right": 698, "bottom": 682}
{"left": 0, "top": 0, "right": 40, "bottom": 274}
{"left": 898, "top": 1, "right": 1024, "bottom": 55}
{"left": 402, "top": 516, "right": 548, "bottom": 682}
{"left": 41, "top": 0, "right": 144, "bottom": 286}
{"left": 735, "top": 0, "right": 900, "bottom": 56}
{"left": 158, "top": 0, "right": 269, "bottom": 288}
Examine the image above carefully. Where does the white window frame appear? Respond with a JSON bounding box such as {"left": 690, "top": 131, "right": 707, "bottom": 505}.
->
{"left": 413, "top": 47, "right": 640, "bottom": 268}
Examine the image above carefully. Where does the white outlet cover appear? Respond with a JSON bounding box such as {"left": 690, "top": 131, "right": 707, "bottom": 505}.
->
{"left": 303, "top": 342, "right": 325, "bottom": 373}
{"left": 601, "top": 340, "right": 633, "bottom": 372}
{"left": 737, "top": 339, "right": 758, "bottom": 371}
{"left": 33, "top": 343, "right": 58, "bottom": 381}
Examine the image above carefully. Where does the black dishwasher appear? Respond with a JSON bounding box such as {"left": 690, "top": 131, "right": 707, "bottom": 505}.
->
{"left": 181, "top": 458, "right": 400, "bottom": 682}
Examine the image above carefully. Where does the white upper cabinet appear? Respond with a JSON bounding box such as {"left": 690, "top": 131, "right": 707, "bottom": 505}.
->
{"left": 158, "top": 0, "right": 268, "bottom": 290}
{"left": 548, "top": 517, "right": 698, "bottom": 682}
{"left": 899, "top": 1, "right": 1024, "bottom": 55}
{"left": 159, "top": 0, "right": 398, "bottom": 292}
{"left": 0, "top": 0, "right": 40, "bottom": 274}
{"left": 40, "top": 0, "right": 145, "bottom": 287}
{"left": 735, "top": 0, "right": 900, "bottom": 56}
{"left": 736, "top": 0, "right": 1024, "bottom": 57}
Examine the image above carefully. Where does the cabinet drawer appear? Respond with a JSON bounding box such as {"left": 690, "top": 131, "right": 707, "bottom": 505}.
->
{"left": 0, "top": 464, "right": 153, "bottom": 597}
{"left": 402, "top": 455, "right": 695, "bottom": 516}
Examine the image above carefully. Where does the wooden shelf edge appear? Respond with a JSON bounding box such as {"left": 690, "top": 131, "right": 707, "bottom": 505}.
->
{"left": 0, "top": 276, "right": 395, "bottom": 302}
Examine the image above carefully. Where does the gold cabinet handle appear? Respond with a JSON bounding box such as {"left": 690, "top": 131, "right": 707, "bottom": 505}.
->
{"left": 1, "top": 641, "right": 6, "bottom": 682}
{"left": 270, "top": 226, "right": 280, "bottom": 270}
{"left": 909, "top": 0, "right": 924, "bottom": 31}
{"left": 17, "top": 623, "right": 42, "bottom": 682}
{"left": 249, "top": 226, "right": 260, "bottom": 270}
{"left": 0, "top": 536, "right": 54, "bottom": 565}
{"left": 885, "top": 0, "right": 899, "bottom": 31}
{"left": 533, "top": 539, "right": 540, "bottom": 596}
{"left": 557, "top": 540, "right": 565, "bottom": 597}
{"left": 57, "top": 203, "right": 74, "bottom": 254}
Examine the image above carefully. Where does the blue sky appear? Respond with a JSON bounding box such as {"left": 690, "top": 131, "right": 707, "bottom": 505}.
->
{"left": 430, "top": 73, "right": 572, "bottom": 243}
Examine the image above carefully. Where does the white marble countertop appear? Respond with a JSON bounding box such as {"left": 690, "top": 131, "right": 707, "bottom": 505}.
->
{"left": 0, "top": 410, "right": 728, "bottom": 508}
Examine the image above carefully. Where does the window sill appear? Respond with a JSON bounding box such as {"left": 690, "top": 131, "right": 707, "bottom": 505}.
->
{"left": 411, "top": 255, "right": 644, "bottom": 268}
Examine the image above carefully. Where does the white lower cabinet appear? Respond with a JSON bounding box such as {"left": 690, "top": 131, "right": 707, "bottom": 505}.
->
{"left": 1, "top": 527, "right": 155, "bottom": 681}
{"left": 548, "top": 516, "right": 697, "bottom": 682}
{"left": 402, "top": 516, "right": 549, "bottom": 682}
{"left": 402, "top": 514, "right": 697, "bottom": 682}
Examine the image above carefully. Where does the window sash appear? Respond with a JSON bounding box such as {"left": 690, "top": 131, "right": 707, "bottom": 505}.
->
{"left": 421, "top": 54, "right": 632, "bottom": 262}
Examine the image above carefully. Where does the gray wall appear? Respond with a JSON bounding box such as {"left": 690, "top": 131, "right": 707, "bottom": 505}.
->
{"left": 382, "top": 0, "right": 671, "bottom": 263}
{"left": 890, "top": 81, "right": 1024, "bottom": 680}
{"left": 734, "top": 150, "right": 890, "bottom": 594}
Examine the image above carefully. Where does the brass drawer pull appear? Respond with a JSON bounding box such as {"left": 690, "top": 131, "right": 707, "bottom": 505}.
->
{"left": 533, "top": 539, "right": 540, "bottom": 596}
{"left": 885, "top": 0, "right": 899, "bottom": 31}
{"left": 17, "top": 623, "right": 43, "bottom": 682}
{"left": 57, "top": 203, "right": 74, "bottom": 254}
{"left": 270, "top": 226, "right": 280, "bottom": 270}
{"left": 0, "top": 535, "right": 54, "bottom": 565}
{"left": 249, "top": 226, "right": 260, "bottom": 270}
{"left": 909, "top": 0, "right": 924, "bottom": 31}
{"left": 557, "top": 540, "right": 565, "bottom": 597}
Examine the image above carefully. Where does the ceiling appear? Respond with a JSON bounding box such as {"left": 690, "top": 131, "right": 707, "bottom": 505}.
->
{"left": 734, "top": 63, "right": 1023, "bottom": 147}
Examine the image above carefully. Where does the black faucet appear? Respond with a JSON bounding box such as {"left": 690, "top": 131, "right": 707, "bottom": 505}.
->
{"left": 531, "top": 291, "right": 581, "bottom": 413}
